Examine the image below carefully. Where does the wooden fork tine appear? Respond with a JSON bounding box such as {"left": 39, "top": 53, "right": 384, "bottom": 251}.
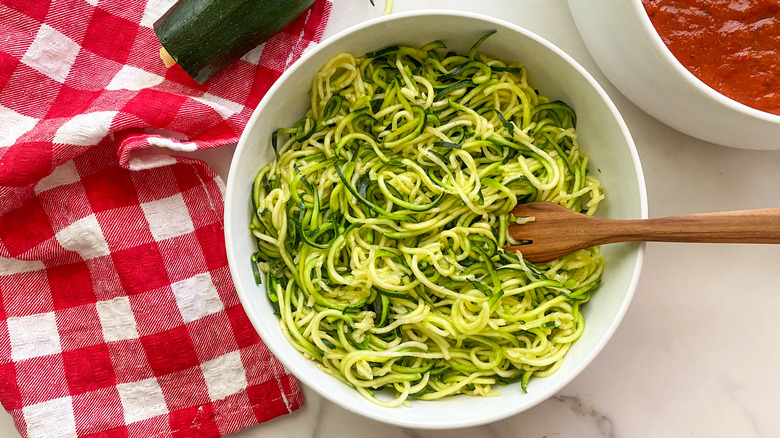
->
{"left": 505, "top": 202, "right": 599, "bottom": 262}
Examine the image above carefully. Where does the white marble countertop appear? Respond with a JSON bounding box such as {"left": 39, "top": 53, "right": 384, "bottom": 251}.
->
{"left": 4, "top": 1, "right": 780, "bottom": 437}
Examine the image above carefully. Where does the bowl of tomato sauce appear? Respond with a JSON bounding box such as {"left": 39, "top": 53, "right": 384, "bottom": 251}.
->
{"left": 567, "top": 0, "right": 780, "bottom": 150}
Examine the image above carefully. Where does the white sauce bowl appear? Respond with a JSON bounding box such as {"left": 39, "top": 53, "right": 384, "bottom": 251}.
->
{"left": 568, "top": 0, "right": 780, "bottom": 150}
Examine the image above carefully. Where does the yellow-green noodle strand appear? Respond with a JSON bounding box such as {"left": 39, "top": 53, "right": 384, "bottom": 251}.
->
{"left": 249, "top": 33, "right": 605, "bottom": 406}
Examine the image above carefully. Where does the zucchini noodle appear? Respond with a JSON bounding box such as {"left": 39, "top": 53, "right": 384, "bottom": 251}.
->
{"left": 249, "top": 33, "right": 605, "bottom": 407}
{"left": 369, "top": 0, "right": 393, "bottom": 15}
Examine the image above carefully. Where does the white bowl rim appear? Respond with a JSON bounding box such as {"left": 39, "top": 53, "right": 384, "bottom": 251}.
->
{"left": 629, "top": 0, "right": 780, "bottom": 124}
{"left": 225, "top": 8, "right": 648, "bottom": 428}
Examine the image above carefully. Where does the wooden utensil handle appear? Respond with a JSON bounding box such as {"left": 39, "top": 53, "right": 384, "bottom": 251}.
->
{"left": 593, "top": 208, "right": 780, "bottom": 245}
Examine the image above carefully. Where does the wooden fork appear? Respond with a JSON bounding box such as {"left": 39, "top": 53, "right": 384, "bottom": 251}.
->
{"left": 504, "top": 201, "right": 780, "bottom": 263}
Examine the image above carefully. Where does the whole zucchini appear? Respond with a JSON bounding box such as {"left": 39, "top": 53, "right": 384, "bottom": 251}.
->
{"left": 154, "top": 0, "right": 316, "bottom": 83}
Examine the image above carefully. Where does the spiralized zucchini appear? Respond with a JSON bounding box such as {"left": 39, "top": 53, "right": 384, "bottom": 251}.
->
{"left": 249, "top": 33, "right": 605, "bottom": 407}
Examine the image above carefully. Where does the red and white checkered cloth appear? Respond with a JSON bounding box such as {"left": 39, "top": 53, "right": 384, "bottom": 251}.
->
{"left": 0, "top": 0, "right": 331, "bottom": 437}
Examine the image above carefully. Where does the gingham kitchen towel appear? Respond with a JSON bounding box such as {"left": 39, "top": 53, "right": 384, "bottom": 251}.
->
{"left": 0, "top": 0, "right": 331, "bottom": 437}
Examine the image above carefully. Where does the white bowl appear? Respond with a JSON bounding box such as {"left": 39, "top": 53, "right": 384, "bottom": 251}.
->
{"left": 567, "top": 0, "right": 780, "bottom": 150}
{"left": 225, "top": 10, "right": 647, "bottom": 429}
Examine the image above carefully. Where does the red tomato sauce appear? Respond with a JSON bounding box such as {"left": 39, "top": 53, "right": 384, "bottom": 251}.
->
{"left": 642, "top": 0, "right": 780, "bottom": 116}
